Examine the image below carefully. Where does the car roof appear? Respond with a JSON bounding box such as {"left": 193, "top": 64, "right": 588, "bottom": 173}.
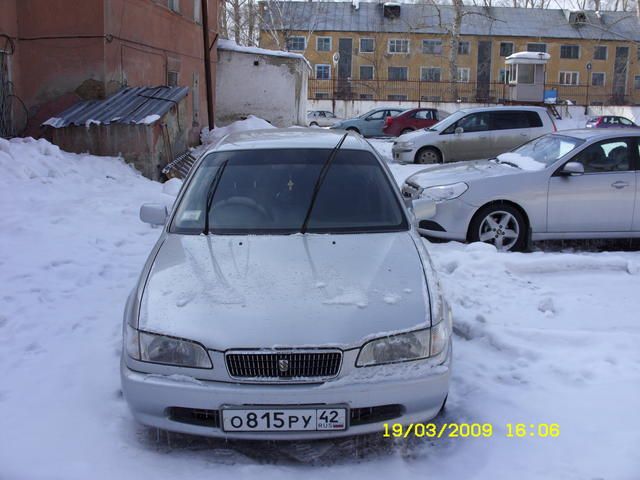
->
{"left": 552, "top": 128, "right": 640, "bottom": 140}
{"left": 211, "top": 127, "right": 374, "bottom": 153}
{"left": 454, "top": 105, "right": 549, "bottom": 114}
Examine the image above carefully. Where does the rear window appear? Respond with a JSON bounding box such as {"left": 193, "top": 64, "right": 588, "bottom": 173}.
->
{"left": 171, "top": 149, "right": 408, "bottom": 235}
{"left": 490, "top": 111, "right": 543, "bottom": 130}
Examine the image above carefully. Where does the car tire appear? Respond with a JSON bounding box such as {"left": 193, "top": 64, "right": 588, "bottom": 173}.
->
{"left": 468, "top": 203, "right": 527, "bottom": 252}
{"left": 401, "top": 128, "right": 414, "bottom": 135}
{"left": 346, "top": 127, "right": 360, "bottom": 134}
{"left": 310, "top": 121, "right": 318, "bottom": 126}
{"left": 415, "top": 147, "right": 442, "bottom": 164}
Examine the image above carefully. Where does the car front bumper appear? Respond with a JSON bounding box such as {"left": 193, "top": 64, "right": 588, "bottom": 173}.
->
{"left": 392, "top": 147, "right": 418, "bottom": 164}
{"left": 121, "top": 348, "right": 450, "bottom": 440}
{"left": 415, "top": 199, "right": 478, "bottom": 242}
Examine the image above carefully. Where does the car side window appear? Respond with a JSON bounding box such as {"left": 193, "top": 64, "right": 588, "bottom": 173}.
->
{"left": 490, "top": 111, "right": 530, "bottom": 130}
{"left": 414, "top": 110, "right": 431, "bottom": 120}
{"left": 367, "top": 111, "right": 385, "bottom": 120}
{"left": 570, "top": 139, "right": 632, "bottom": 173}
{"left": 620, "top": 117, "right": 633, "bottom": 126}
{"left": 456, "top": 112, "right": 490, "bottom": 133}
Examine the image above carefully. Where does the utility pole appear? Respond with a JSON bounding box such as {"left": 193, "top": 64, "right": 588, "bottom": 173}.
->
{"left": 201, "top": 0, "right": 215, "bottom": 129}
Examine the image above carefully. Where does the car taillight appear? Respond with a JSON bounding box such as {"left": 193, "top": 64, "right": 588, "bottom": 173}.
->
{"left": 385, "top": 116, "right": 393, "bottom": 126}
{"left": 595, "top": 117, "right": 603, "bottom": 126}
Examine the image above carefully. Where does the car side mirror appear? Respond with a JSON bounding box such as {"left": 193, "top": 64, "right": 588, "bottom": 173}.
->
{"left": 454, "top": 127, "right": 464, "bottom": 135}
{"left": 140, "top": 203, "right": 168, "bottom": 225}
{"left": 412, "top": 197, "right": 436, "bottom": 222}
{"left": 560, "top": 161, "right": 584, "bottom": 176}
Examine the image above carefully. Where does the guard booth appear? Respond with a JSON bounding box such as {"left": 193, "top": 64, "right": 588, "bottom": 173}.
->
{"left": 505, "top": 52, "right": 550, "bottom": 103}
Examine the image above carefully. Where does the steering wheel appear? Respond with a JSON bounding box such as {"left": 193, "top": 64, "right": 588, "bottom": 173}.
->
{"left": 212, "top": 196, "right": 274, "bottom": 223}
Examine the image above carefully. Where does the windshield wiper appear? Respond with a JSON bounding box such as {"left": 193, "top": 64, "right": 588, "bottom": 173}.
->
{"left": 492, "top": 157, "right": 520, "bottom": 169}
{"left": 300, "top": 132, "right": 350, "bottom": 234}
{"left": 202, "top": 160, "right": 229, "bottom": 235}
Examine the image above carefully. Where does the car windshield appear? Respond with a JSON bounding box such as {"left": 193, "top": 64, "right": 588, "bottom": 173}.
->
{"left": 171, "top": 149, "right": 408, "bottom": 235}
{"left": 426, "top": 110, "right": 466, "bottom": 131}
{"left": 496, "top": 134, "right": 585, "bottom": 170}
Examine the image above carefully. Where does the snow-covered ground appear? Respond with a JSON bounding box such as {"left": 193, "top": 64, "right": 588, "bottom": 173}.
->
{"left": 1, "top": 136, "right": 639, "bottom": 480}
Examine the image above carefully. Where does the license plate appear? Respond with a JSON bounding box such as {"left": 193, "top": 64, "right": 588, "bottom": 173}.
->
{"left": 221, "top": 407, "right": 347, "bottom": 432}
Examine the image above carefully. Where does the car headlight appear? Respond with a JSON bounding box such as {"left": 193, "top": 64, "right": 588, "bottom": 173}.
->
{"left": 422, "top": 182, "right": 468, "bottom": 202}
{"left": 394, "top": 140, "right": 414, "bottom": 149}
{"left": 124, "top": 325, "right": 213, "bottom": 369}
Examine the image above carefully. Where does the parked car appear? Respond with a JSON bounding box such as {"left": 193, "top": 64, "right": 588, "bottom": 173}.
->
{"left": 330, "top": 107, "right": 405, "bottom": 137}
{"left": 402, "top": 129, "right": 640, "bottom": 251}
{"left": 585, "top": 115, "right": 638, "bottom": 129}
{"left": 307, "top": 110, "right": 342, "bottom": 127}
{"left": 383, "top": 108, "right": 441, "bottom": 137}
{"left": 392, "top": 106, "right": 556, "bottom": 164}
{"left": 122, "top": 128, "right": 452, "bottom": 439}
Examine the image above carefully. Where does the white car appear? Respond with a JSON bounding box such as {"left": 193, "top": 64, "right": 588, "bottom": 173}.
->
{"left": 121, "top": 129, "right": 452, "bottom": 439}
{"left": 307, "top": 110, "right": 342, "bottom": 127}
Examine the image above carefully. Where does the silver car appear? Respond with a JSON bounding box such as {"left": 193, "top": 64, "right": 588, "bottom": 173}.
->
{"left": 330, "top": 107, "right": 405, "bottom": 137}
{"left": 122, "top": 129, "right": 451, "bottom": 439}
{"left": 307, "top": 110, "right": 342, "bottom": 127}
{"left": 402, "top": 129, "right": 640, "bottom": 251}
{"left": 393, "top": 106, "right": 556, "bottom": 164}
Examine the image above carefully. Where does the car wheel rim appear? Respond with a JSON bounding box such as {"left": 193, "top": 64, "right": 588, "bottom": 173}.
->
{"left": 418, "top": 150, "right": 439, "bottom": 164}
{"left": 478, "top": 211, "right": 519, "bottom": 251}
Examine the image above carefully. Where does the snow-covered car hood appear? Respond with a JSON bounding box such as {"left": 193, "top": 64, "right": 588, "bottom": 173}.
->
{"left": 138, "top": 232, "right": 431, "bottom": 350}
{"left": 406, "top": 159, "right": 522, "bottom": 189}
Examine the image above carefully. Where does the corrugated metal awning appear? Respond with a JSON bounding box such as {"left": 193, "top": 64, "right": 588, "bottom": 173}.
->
{"left": 43, "top": 86, "right": 189, "bottom": 128}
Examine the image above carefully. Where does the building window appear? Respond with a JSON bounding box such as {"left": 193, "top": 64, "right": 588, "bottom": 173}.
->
{"left": 634, "top": 76, "right": 640, "bottom": 90}
{"left": 500, "top": 42, "right": 514, "bottom": 57}
{"left": 458, "top": 41, "right": 470, "bottom": 55}
{"left": 591, "top": 72, "right": 605, "bottom": 86}
{"left": 168, "top": 0, "right": 179, "bottom": 12}
{"left": 360, "top": 38, "right": 375, "bottom": 53}
{"left": 360, "top": 65, "right": 374, "bottom": 80}
{"left": 287, "top": 36, "right": 306, "bottom": 51}
{"left": 193, "top": 0, "right": 202, "bottom": 23}
{"left": 388, "top": 94, "right": 408, "bottom": 101}
{"left": 518, "top": 64, "right": 534, "bottom": 84}
{"left": 315, "top": 64, "right": 331, "bottom": 80}
{"left": 527, "top": 43, "right": 547, "bottom": 53}
{"left": 422, "top": 39, "right": 442, "bottom": 54}
{"left": 499, "top": 68, "right": 508, "bottom": 83}
{"left": 388, "top": 39, "right": 409, "bottom": 54}
{"left": 360, "top": 93, "right": 374, "bottom": 100}
{"left": 388, "top": 66, "right": 408, "bottom": 81}
{"left": 593, "top": 45, "right": 607, "bottom": 60}
{"left": 167, "top": 70, "right": 179, "bottom": 86}
{"left": 560, "top": 45, "right": 580, "bottom": 59}
{"left": 559, "top": 71, "right": 579, "bottom": 85}
{"left": 456, "top": 67, "right": 470, "bottom": 83}
{"left": 316, "top": 36, "right": 331, "bottom": 52}
{"left": 315, "top": 92, "right": 329, "bottom": 99}
{"left": 420, "top": 67, "right": 441, "bottom": 82}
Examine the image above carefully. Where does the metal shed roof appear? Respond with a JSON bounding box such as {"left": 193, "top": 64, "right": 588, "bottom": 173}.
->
{"left": 43, "top": 86, "right": 189, "bottom": 128}
{"left": 262, "top": 2, "right": 640, "bottom": 42}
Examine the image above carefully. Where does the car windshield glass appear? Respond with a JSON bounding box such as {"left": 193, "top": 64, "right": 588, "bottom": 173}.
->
{"left": 497, "top": 134, "right": 585, "bottom": 169}
{"left": 171, "top": 149, "right": 408, "bottom": 234}
{"left": 427, "top": 110, "right": 466, "bottom": 131}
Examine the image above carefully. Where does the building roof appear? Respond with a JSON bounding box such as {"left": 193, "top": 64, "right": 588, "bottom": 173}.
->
{"left": 42, "top": 86, "right": 189, "bottom": 128}
{"left": 217, "top": 38, "right": 312, "bottom": 68}
{"left": 261, "top": 2, "right": 640, "bottom": 42}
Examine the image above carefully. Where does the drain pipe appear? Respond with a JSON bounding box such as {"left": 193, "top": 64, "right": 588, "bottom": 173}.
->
{"left": 201, "top": 0, "right": 215, "bottom": 129}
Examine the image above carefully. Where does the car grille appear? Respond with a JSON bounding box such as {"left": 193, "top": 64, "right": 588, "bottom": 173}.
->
{"left": 226, "top": 350, "right": 342, "bottom": 381}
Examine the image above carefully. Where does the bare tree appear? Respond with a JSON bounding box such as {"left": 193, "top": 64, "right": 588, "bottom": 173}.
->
{"left": 260, "top": 0, "right": 328, "bottom": 51}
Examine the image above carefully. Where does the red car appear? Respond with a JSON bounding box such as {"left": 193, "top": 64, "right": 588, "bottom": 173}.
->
{"left": 383, "top": 108, "right": 440, "bottom": 136}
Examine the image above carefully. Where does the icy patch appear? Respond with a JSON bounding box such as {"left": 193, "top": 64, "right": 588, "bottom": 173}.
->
{"left": 382, "top": 293, "right": 401, "bottom": 305}
{"left": 322, "top": 291, "right": 368, "bottom": 309}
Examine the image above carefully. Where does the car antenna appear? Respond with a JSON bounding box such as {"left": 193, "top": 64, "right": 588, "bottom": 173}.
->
{"left": 300, "top": 131, "right": 350, "bottom": 234}
{"left": 202, "top": 159, "right": 229, "bottom": 235}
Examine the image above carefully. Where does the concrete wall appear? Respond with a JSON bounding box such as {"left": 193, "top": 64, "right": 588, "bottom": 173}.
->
{"left": 215, "top": 48, "right": 308, "bottom": 127}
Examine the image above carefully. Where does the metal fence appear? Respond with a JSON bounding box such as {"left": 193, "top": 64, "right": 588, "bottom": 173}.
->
{"left": 308, "top": 78, "right": 637, "bottom": 106}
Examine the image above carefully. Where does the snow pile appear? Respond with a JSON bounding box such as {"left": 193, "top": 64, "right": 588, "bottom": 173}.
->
{"left": 137, "top": 114, "right": 161, "bottom": 125}
{"left": 200, "top": 115, "right": 275, "bottom": 147}
{"left": 218, "top": 38, "right": 310, "bottom": 66}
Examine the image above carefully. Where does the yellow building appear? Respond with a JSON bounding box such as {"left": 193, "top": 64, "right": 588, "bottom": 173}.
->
{"left": 259, "top": 2, "right": 640, "bottom": 105}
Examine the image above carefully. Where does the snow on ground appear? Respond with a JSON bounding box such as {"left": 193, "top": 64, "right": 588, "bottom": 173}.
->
{"left": 1, "top": 137, "right": 639, "bottom": 480}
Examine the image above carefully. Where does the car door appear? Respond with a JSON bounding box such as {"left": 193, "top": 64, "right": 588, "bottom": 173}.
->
{"left": 412, "top": 110, "right": 435, "bottom": 129}
{"left": 440, "top": 112, "right": 494, "bottom": 161}
{"left": 361, "top": 110, "right": 386, "bottom": 136}
{"left": 547, "top": 137, "right": 637, "bottom": 232}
